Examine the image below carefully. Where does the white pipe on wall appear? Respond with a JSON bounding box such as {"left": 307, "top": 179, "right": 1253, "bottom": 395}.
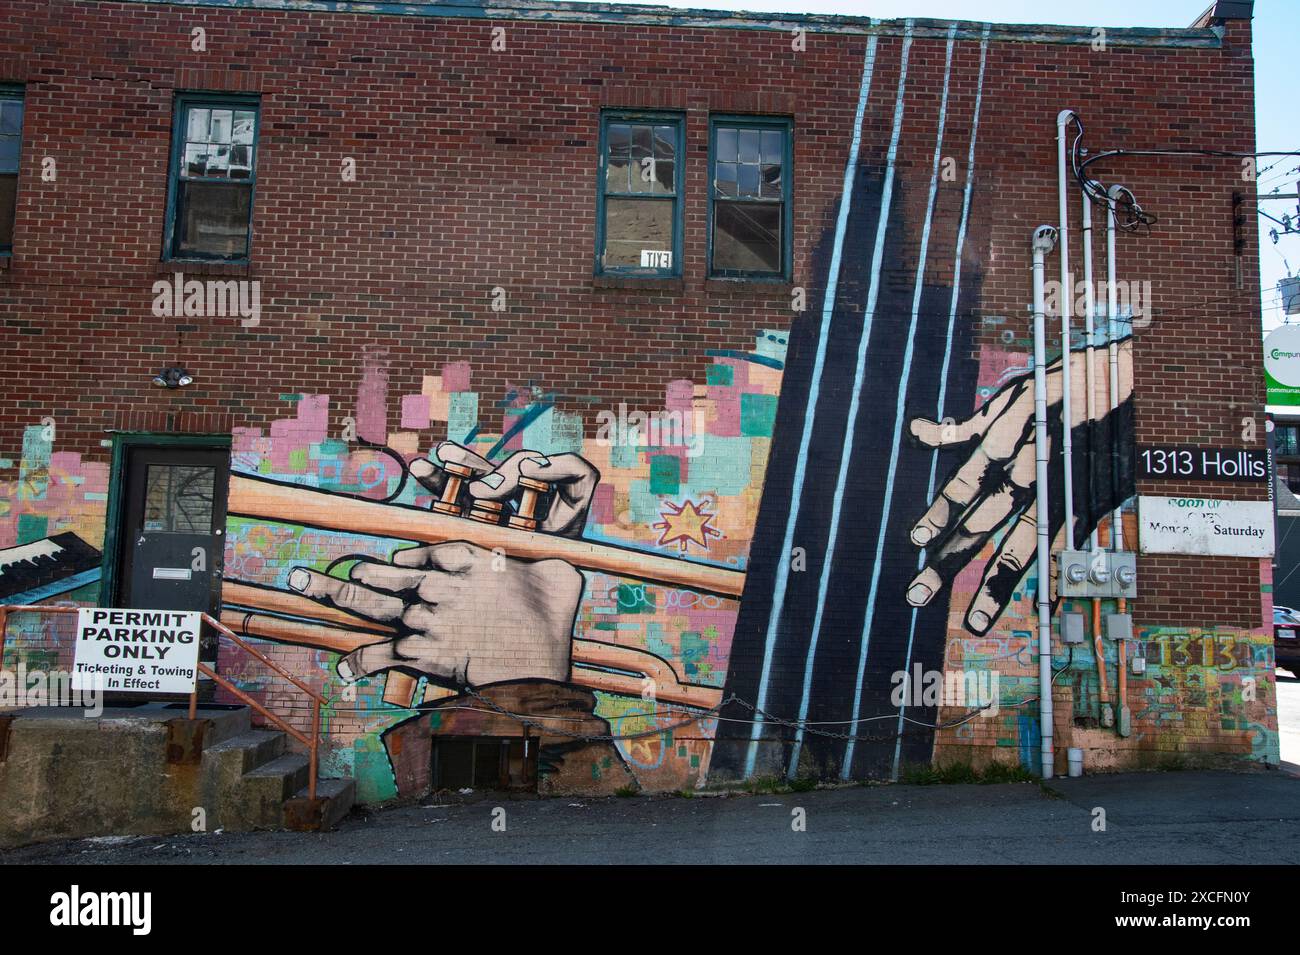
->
{"left": 1106, "top": 183, "right": 1135, "bottom": 740}
{"left": 1106, "top": 184, "right": 1125, "bottom": 550}
{"left": 1056, "top": 110, "right": 1078, "bottom": 548}
{"left": 1032, "top": 224, "right": 1059, "bottom": 780}
{"left": 1083, "top": 182, "right": 1115, "bottom": 730}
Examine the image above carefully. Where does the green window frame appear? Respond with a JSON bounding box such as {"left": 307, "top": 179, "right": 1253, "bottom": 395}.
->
{"left": 595, "top": 111, "right": 684, "bottom": 278}
{"left": 708, "top": 115, "right": 793, "bottom": 280}
{"left": 163, "top": 92, "right": 260, "bottom": 263}
{"left": 0, "top": 86, "right": 24, "bottom": 256}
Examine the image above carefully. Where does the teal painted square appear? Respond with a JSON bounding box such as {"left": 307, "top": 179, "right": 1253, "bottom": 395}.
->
{"left": 740, "top": 393, "right": 778, "bottom": 436}
{"left": 17, "top": 514, "right": 48, "bottom": 544}
{"left": 649, "top": 454, "right": 680, "bottom": 494}
{"left": 686, "top": 436, "right": 751, "bottom": 495}
{"left": 706, "top": 364, "right": 734, "bottom": 386}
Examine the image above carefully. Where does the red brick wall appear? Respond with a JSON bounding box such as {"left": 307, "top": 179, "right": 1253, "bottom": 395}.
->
{"left": 0, "top": 3, "right": 1273, "bottom": 790}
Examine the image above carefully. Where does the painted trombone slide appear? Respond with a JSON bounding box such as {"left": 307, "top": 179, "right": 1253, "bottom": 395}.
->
{"left": 220, "top": 581, "right": 725, "bottom": 710}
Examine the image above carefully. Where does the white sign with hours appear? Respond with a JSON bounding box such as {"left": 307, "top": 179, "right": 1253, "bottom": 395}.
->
{"left": 1137, "top": 496, "right": 1274, "bottom": 558}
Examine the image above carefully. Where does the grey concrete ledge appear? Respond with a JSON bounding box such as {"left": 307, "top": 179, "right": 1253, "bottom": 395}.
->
{"left": 107, "top": 0, "right": 1225, "bottom": 49}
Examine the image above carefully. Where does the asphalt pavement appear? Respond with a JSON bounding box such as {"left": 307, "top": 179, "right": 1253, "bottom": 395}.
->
{"left": 4, "top": 767, "right": 1297, "bottom": 865}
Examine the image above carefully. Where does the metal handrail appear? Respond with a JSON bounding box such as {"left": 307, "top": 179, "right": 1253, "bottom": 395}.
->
{"left": 0, "top": 602, "right": 323, "bottom": 800}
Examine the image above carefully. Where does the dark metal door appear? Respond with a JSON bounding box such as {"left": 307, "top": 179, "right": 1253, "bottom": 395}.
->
{"left": 116, "top": 446, "right": 229, "bottom": 661}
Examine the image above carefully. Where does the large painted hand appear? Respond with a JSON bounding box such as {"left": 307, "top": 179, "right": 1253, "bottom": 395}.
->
{"left": 288, "top": 543, "right": 583, "bottom": 686}
{"left": 411, "top": 440, "right": 600, "bottom": 538}
{"left": 905, "top": 341, "right": 1134, "bottom": 635}
{"left": 291, "top": 441, "right": 601, "bottom": 687}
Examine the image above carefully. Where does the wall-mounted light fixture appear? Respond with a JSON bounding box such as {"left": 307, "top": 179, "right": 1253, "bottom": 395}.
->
{"left": 151, "top": 367, "right": 194, "bottom": 389}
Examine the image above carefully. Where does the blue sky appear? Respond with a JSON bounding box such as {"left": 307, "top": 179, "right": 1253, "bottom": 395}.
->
{"left": 581, "top": 0, "right": 1297, "bottom": 332}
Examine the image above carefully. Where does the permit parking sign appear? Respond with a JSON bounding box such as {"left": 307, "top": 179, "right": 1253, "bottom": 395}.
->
{"left": 72, "top": 608, "right": 203, "bottom": 693}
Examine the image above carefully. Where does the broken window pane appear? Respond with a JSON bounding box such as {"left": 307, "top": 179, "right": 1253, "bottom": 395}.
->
{"left": 606, "top": 153, "right": 629, "bottom": 193}
{"left": 607, "top": 123, "right": 631, "bottom": 158}
{"left": 630, "top": 124, "right": 653, "bottom": 163}
{"left": 653, "top": 125, "right": 675, "bottom": 160}
{"left": 651, "top": 159, "right": 674, "bottom": 195}
{"left": 761, "top": 163, "right": 783, "bottom": 199}
{"left": 232, "top": 111, "right": 256, "bottom": 145}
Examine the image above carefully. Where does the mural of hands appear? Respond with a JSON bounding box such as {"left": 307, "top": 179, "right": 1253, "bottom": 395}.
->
{"left": 410, "top": 441, "right": 599, "bottom": 538}
{"left": 904, "top": 341, "right": 1135, "bottom": 635}
{"left": 288, "top": 440, "right": 601, "bottom": 687}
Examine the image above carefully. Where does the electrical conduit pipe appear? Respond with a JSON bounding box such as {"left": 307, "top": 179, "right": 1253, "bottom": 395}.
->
{"left": 1032, "top": 224, "right": 1059, "bottom": 779}
{"left": 1081, "top": 182, "right": 1114, "bottom": 728}
{"left": 1106, "top": 182, "right": 1134, "bottom": 738}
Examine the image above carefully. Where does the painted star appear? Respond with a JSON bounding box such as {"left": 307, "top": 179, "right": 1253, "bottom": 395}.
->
{"left": 654, "top": 499, "right": 723, "bottom": 553}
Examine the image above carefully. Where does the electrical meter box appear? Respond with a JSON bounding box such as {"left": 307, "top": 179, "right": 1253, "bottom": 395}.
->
{"left": 1057, "top": 550, "right": 1138, "bottom": 599}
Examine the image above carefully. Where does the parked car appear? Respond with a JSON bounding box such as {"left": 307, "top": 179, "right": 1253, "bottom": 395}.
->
{"left": 1274, "top": 606, "right": 1300, "bottom": 676}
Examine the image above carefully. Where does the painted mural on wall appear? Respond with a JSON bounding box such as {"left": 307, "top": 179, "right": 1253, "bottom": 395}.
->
{"left": 0, "top": 337, "right": 1275, "bottom": 798}
{"left": 1, "top": 26, "right": 1278, "bottom": 798}
{"left": 213, "top": 338, "right": 784, "bottom": 800}
{"left": 0, "top": 429, "right": 108, "bottom": 672}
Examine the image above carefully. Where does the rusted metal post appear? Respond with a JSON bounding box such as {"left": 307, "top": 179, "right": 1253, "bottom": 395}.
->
{"left": 188, "top": 689, "right": 197, "bottom": 720}
{"left": 309, "top": 699, "right": 321, "bottom": 801}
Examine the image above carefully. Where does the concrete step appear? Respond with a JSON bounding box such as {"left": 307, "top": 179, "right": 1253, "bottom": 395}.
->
{"left": 0, "top": 702, "right": 354, "bottom": 844}
{"left": 136, "top": 702, "right": 251, "bottom": 745}
{"left": 243, "top": 752, "right": 312, "bottom": 802}
{"left": 190, "top": 705, "right": 252, "bottom": 745}
{"left": 284, "top": 778, "right": 357, "bottom": 832}
{"left": 201, "top": 730, "right": 286, "bottom": 784}
{"left": 213, "top": 752, "right": 311, "bottom": 831}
